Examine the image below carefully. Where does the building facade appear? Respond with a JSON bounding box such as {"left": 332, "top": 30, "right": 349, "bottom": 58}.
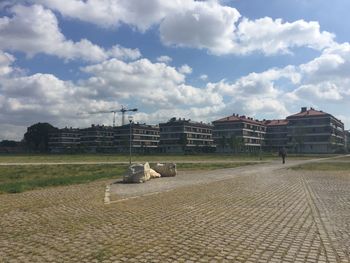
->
{"left": 212, "top": 114, "right": 266, "bottom": 153}
{"left": 159, "top": 118, "right": 214, "bottom": 153}
{"left": 114, "top": 123, "right": 159, "bottom": 153}
{"left": 48, "top": 128, "right": 80, "bottom": 153}
{"left": 264, "top": 120, "right": 288, "bottom": 152}
{"left": 79, "top": 125, "right": 115, "bottom": 153}
{"left": 345, "top": 130, "right": 350, "bottom": 152}
{"left": 47, "top": 107, "right": 347, "bottom": 154}
{"left": 286, "top": 107, "right": 345, "bottom": 153}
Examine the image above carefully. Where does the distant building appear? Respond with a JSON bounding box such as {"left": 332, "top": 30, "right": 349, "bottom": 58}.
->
{"left": 46, "top": 107, "right": 347, "bottom": 154}
{"left": 212, "top": 114, "right": 266, "bottom": 153}
{"left": 114, "top": 123, "right": 159, "bottom": 153}
{"left": 264, "top": 119, "right": 288, "bottom": 152}
{"left": 344, "top": 130, "right": 350, "bottom": 152}
{"left": 80, "top": 125, "right": 114, "bottom": 153}
{"left": 48, "top": 127, "right": 80, "bottom": 153}
{"left": 286, "top": 107, "right": 345, "bottom": 153}
{"left": 159, "top": 118, "right": 214, "bottom": 153}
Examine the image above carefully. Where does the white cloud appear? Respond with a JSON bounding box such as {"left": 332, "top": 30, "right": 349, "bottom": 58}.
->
{"left": 233, "top": 17, "right": 335, "bottom": 55}
{"left": 156, "top": 55, "right": 172, "bottom": 63}
{"left": 0, "top": 72, "right": 122, "bottom": 130}
{"left": 16, "top": 0, "right": 335, "bottom": 56}
{"left": 199, "top": 74, "right": 208, "bottom": 81}
{"left": 81, "top": 58, "right": 221, "bottom": 107}
{"left": 202, "top": 66, "right": 298, "bottom": 120}
{"left": 159, "top": 2, "right": 334, "bottom": 55}
{"left": 0, "top": 5, "right": 109, "bottom": 62}
{"left": 160, "top": 1, "right": 240, "bottom": 55}
{"left": 33, "top": 0, "right": 191, "bottom": 31}
{"left": 287, "top": 43, "right": 350, "bottom": 103}
{"left": 0, "top": 51, "right": 15, "bottom": 76}
{"left": 300, "top": 43, "right": 350, "bottom": 83}
{"left": 0, "top": 4, "right": 142, "bottom": 62}
{"left": 292, "top": 83, "right": 343, "bottom": 101}
{"left": 209, "top": 66, "right": 299, "bottom": 97}
{"left": 240, "top": 97, "right": 290, "bottom": 118}
{"left": 178, "top": 64, "right": 192, "bottom": 75}
{"left": 0, "top": 54, "right": 121, "bottom": 131}
{"left": 107, "top": 45, "right": 141, "bottom": 60}
{"left": 0, "top": 123, "right": 26, "bottom": 141}
{"left": 81, "top": 58, "right": 185, "bottom": 100}
{"left": 203, "top": 41, "right": 350, "bottom": 121}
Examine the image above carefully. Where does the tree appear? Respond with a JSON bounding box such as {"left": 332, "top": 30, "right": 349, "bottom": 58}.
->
{"left": 0, "top": 140, "right": 18, "bottom": 147}
{"left": 23, "top": 122, "right": 58, "bottom": 152}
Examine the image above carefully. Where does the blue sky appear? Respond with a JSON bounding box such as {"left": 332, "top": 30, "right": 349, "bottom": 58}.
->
{"left": 0, "top": 0, "right": 349, "bottom": 140}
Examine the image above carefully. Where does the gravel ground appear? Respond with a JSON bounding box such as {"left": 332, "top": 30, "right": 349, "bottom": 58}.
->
{"left": 1, "top": 158, "right": 350, "bottom": 262}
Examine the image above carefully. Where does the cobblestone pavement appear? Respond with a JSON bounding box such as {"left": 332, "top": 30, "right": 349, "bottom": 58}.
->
{"left": 1, "top": 161, "right": 350, "bottom": 262}
{"left": 109, "top": 160, "right": 309, "bottom": 201}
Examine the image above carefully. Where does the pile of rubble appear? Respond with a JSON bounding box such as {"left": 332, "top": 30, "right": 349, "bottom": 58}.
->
{"left": 123, "top": 162, "right": 177, "bottom": 183}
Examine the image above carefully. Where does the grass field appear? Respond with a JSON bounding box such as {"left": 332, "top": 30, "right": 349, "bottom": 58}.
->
{"left": 0, "top": 153, "right": 273, "bottom": 163}
{"left": 334, "top": 156, "right": 350, "bottom": 161}
{"left": 0, "top": 161, "right": 258, "bottom": 194}
{"left": 0, "top": 152, "right": 337, "bottom": 163}
{"left": 0, "top": 164, "right": 128, "bottom": 194}
{"left": 291, "top": 162, "right": 350, "bottom": 171}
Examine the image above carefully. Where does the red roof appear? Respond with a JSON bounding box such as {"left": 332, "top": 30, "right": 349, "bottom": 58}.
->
{"left": 213, "top": 115, "right": 263, "bottom": 125}
{"left": 264, "top": 119, "right": 289, "bottom": 126}
{"left": 287, "top": 108, "right": 327, "bottom": 118}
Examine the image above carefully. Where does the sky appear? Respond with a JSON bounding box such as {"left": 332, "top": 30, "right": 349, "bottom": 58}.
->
{"left": 0, "top": 0, "right": 350, "bottom": 140}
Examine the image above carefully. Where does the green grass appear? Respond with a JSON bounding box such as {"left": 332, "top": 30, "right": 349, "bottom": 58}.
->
{"left": 0, "top": 161, "right": 259, "bottom": 194}
{"left": 0, "top": 152, "right": 335, "bottom": 164}
{"left": 333, "top": 156, "right": 350, "bottom": 161}
{"left": 0, "top": 153, "right": 273, "bottom": 163}
{"left": 0, "top": 164, "right": 128, "bottom": 194}
{"left": 291, "top": 162, "right": 350, "bottom": 171}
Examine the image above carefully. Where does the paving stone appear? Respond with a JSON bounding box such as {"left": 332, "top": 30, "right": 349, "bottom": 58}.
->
{"left": 1, "top": 163, "right": 350, "bottom": 262}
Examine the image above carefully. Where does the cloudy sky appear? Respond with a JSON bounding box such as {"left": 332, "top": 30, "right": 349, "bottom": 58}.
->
{"left": 1, "top": 0, "right": 350, "bottom": 140}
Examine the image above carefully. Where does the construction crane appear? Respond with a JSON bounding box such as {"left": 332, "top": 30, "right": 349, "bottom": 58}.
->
{"left": 84, "top": 106, "right": 138, "bottom": 127}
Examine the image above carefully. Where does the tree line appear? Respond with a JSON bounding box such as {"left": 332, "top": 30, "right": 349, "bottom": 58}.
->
{"left": 0, "top": 122, "right": 57, "bottom": 153}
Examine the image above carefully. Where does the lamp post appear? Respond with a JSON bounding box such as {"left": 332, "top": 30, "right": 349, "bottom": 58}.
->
{"left": 128, "top": 116, "right": 133, "bottom": 165}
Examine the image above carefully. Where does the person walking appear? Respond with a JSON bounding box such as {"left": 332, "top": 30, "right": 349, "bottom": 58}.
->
{"left": 278, "top": 147, "right": 287, "bottom": 164}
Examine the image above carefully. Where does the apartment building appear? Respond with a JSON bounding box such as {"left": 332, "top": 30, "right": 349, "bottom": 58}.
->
{"left": 159, "top": 118, "right": 214, "bottom": 153}
{"left": 114, "top": 123, "right": 159, "bottom": 153}
{"left": 345, "top": 130, "right": 350, "bottom": 152}
{"left": 80, "top": 125, "right": 114, "bottom": 153}
{"left": 264, "top": 119, "right": 288, "bottom": 152}
{"left": 46, "top": 107, "right": 347, "bottom": 154}
{"left": 212, "top": 114, "right": 266, "bottom": 153}
{"left": 48, "top": 127, "right": 80, "bottom": 153}
{"left": 286, "top": 107, "right": 345, "bottom": 153}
